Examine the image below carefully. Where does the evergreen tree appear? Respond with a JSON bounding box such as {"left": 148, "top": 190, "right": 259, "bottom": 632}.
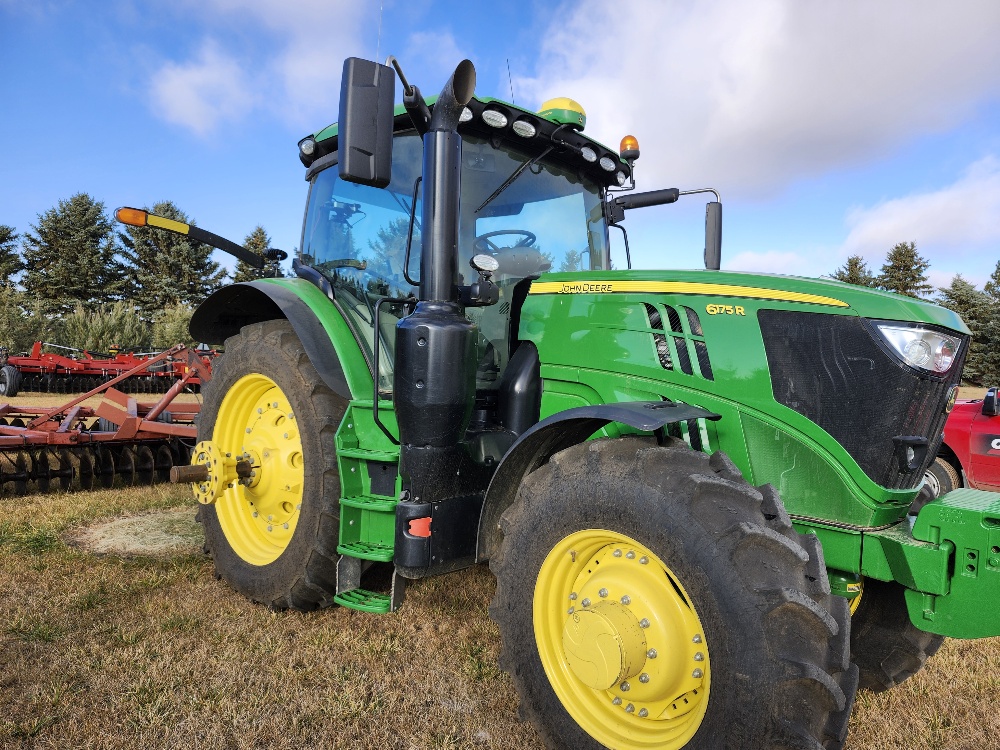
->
{"left": 118, "top": 201, "right": 227, "bottom": 316}
{"left": 984, "top": 260, "right": 1000, "bottom": 299}
{"left": 367, "top": 216, "right": 417, "bottom": 295}
{"left": 0, "top": 224, "right": 22, "bottom": 282}
{"left": 61, "top": 301, "right": 152, "bottom": 352}
{"left": 232, "top": 225, "right": 279, "bottom": 282}
{"left": 152, "top": 302, "right": 196, "bottom": 348}
{"left": 560, "top": 249, "right": 583, "bottom": 272}
{"left": 21, "top": 193, "right": 125, "bottom": 313}
{"left": 936, "top": 275, "right": 991, "bottom": 384}
{"left": 876, "top": 241, "right": 932, "bottom": 298}
{"left": 830, "top": 255, "right": 877, "bottom": 287}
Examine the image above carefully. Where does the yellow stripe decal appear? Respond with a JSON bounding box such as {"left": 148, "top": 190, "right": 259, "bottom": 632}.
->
{"left": 147, "top": 215, "right": 190, "bottom": 235}
{"left": 528, "top": 280, "right": 848, "bottom": 307}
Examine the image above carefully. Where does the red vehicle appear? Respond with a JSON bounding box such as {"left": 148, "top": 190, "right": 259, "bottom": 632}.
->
{"left": 919, "top": 387, "right": 1000, "bottom": 508}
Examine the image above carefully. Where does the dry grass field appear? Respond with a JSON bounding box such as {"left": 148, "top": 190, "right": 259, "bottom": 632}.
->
{"left": 2, "top": 389, "right": 999, "bottom": 749}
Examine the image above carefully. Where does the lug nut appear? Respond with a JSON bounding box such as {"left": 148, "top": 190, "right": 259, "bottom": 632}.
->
{"left": 581, "top": 598, "right": 591, "bottom": 607}
{"left": 612, "top": 697, "right": 622, "bottom": 706}
{"left": 693, "top": 634, "right": 702, "bottom": 643}
{"left": 692, "top": 668, "right": 703, "bottom": 679}
{"left": 569, "top": 592, "right": 578, "bottom": 601}
{"left": 639, "top": 673, "right": 649, "bottom": 684}
{"left": 638, "top": 708, "right": 648, "bottom": 718}
{"left": 694, "top": 652, "right": 704, "bottom": 661}
{"left": 567, "top": 607, "right": 575, "bottom": 614}
{"left": 613, "top": 549, "right": 622, "bottom": 557}
{"left": 639, "top": 618, "right": 650, "bottom": 628}
{"left": 625, "top": 703, "right": 634, "bottom": 713}
{"left": 647, "top": 649, "right": 657, "bottom": 659}
{"left": 599, "top": 588, "right": 608, "bottom": 598}
{"left": 283, "top": 523, "right": 289, "bottom": 530}
{"left": 620, "top": 595, "right": 631, "bottom": 605}
{"left": 620, "top": 681, "right": 630, "bottom": 692}
{"left": 639, "top": 556, "right": 648, "bottom": 565}
{"left": 267, "top": 525, "right": 273, "bottom": 532}
{"left": 626, "top": 551, "right": 635, "bottom": 559}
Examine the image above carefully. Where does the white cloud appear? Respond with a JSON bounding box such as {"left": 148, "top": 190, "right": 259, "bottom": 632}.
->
{"left": 149, "top": 41, "right": 257, "bottom": 135}
{"left": 517, "top": 0, "right": 1000, "bottom": 196}
{"left": 147, "top": 0, "right": 371, "bottom": 134}
{"left": 842, "top": 157, "right": 1000, "bottom": 257}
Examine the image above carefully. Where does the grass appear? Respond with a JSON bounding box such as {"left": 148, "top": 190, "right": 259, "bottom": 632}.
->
{"left": 2, "top": 483, "right": 1000, "bottom": 749}
{"left": 2, "top": 390, "right": 1000, "bottom": 748}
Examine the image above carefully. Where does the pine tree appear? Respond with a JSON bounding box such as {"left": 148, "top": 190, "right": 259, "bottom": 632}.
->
{"left": 936, "top": 275, "right": 991, "bottom": 384}
{"left": 232, "top": 225, "right": 280, "bottom": 282}
{"left": 830, "top": 255, "right": 877, "bottom": 287}
{"left": 118, "top": 201, "right": 227, "bottom": 316}
{"left": 21, "top": 193, "right": 125, "bottom": 313}
{"left": 983, "top": 261, "right": 1000, "bottom": 299}
{"left": 0, "top": 224, "right": 22, "bottom": 282}
{"left": 876, "top": 241, "right": 932, "bottom": 298}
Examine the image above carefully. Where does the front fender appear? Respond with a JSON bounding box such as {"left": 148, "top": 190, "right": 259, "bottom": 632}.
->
{"left": 190, "top": 279, "right": 371, "bottom": 400}
{"left": 474, "top": 401, "right": 721, "bottom": 562}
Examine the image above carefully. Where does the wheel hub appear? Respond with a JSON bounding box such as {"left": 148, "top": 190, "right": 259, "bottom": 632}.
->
{"left": 535, "top": 530, "right": 711, "bottom": 748}
{"left": 563, "top": 602, "right": 647, "bottom": 689}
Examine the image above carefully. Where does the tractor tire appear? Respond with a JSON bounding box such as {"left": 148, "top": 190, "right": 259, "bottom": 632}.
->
{"left": 490, "top": 436, "right": 857, "bottom": 750}
{"left": 0, "top": 365, "right": 21, "bottom": 397}
{"left": 197, "top": 319, "right": 346, "bottom": 611}
{"left": 910, "top": 457, "right": 961, "bottom": 515}
{"left": 849, "top": 577, "right": 945, "bottom": 692}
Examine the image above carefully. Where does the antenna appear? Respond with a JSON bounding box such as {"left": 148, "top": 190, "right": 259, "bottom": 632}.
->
{"left": 375, "top": 0, "right": 385, "bottom": 62}
{"left": 507, "top": 58, "right": 515, "bottom": 104}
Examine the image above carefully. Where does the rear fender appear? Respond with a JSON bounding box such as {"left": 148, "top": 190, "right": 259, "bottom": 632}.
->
{"left": 474, "top": 401, "right": 721, "bottom": 562}
{"left": 190, "top": 278, "right": 371, "bottom": 400}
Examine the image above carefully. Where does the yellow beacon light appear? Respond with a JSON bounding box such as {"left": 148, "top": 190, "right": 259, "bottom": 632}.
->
{"left": 115, "top": 207, "right": 148, "bottom": 227}
{"left": 619, "top": 134, "right": 640, "bottom": 162}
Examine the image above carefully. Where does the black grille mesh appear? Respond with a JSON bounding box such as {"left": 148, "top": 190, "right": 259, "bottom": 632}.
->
{"left": 758, "top": 310, "right": 967, "bottom": 489}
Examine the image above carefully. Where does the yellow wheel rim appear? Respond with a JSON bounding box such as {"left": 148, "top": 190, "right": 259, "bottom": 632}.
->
{"left": 213, "top": 373, "right": 304, "bottom": 566}
{"left": 534, "top": 529, "right": 710, "bottom": 749}
{"left": 849, "top": 579, "right": 864, "bottom": 615}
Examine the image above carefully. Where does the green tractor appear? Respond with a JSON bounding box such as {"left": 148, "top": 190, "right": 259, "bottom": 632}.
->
{"left": 118, "top": 56, "right": 1000, "bottom": 749}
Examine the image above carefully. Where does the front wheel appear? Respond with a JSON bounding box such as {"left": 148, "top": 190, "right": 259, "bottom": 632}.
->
{"left": 490, "top": 437, "right": 857, "bottom": 749}
{"left": 910, "top": 457, "right": 961, "bottom": 515}
{"left": 197, "top": 320, "right": 346, "bottom": 610}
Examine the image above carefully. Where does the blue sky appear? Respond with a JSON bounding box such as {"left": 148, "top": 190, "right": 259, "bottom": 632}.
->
{"left": 2, "top": 0, "right": 999, "bottom": 290}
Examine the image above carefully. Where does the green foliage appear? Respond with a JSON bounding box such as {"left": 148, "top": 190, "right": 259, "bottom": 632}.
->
{"left": 232, "top": 225, "right": 279, "bottom": 283}
{"left": 20, "top": 193, "right": 125, "bottom": 313}
{"left": 118, "top": 200, "right": 227, "bottom": 315}
{"left": 877, "top": 241, "right": 932, "bottom": 298}
{"left": 830, "top": 255, "right": 877, "bottom": 287}
{"left": 0, "top": 224, "right": 22, "bottom": 282}
{"left": 559, "top": 249, "right": 583, "bottom": 272}
{"left": 936, "top": 275, "right": 991, "bottom": 384}
{"left": 60, "top": 302, "right": 152, "bottom": 352}
{"left": 367, "top": 216, "right": 417, "bottom": 295}
{"left": 152, "top": 302, "right": 196, "bottom": 349}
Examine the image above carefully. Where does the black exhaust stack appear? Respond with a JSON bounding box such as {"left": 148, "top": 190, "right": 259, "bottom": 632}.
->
{"left": 394, "top": 61, "right": 480, "bottom": 503}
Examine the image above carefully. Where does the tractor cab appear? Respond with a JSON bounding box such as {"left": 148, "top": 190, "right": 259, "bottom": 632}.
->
{"left": 296, "top": 97, "right": 618, "bottom": 396}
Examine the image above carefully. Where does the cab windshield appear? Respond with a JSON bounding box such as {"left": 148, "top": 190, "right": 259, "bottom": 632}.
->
{"left": 300, "top": 130, "right": 610, "bottom": 390}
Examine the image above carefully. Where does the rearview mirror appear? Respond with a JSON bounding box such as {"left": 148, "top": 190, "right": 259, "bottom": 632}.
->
{"left": 983, "top": 387, "right": 998, "bottom": 416}
{"left": 704, "top": 201, "right": 722, "bottom": 270}
{"left": 338, "top": 57, "right": 395, "bottom": 188}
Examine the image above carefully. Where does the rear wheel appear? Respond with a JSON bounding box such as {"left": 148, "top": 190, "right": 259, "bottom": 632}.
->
{"left": 197, "top": 320, "right": 345, "bottom": 611}
{"left": 491, "top": 437, "right": 857, "bottom": 749}
{"left": 910, "top": 457, "right": 960, "bottom": 515}
{"left": 849, "top": 577, "right": 945, "bottom": 692}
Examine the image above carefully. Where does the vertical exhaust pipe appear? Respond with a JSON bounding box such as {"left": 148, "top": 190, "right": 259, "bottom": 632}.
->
{"left": 394, "top": 61, "right": 479, "bottom": 502}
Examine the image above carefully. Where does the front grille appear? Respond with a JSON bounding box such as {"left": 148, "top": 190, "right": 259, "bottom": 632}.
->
{"left": 759, "top": 310, "right": 967, "bottom": 489}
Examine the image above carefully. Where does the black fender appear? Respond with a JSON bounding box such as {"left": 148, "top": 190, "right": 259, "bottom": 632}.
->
{"left": 190, "top": 281, "right": 352, "bottom": 400}
{"left": 474, "top": 401, "right": 721, "bottom": 562}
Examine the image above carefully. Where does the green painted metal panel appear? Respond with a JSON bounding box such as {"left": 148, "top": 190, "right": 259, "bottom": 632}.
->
{"left": 902, "top": 489, "right": 1000, "bottom": 638}
{"left": 255, "top": 277, "right": 374, "bottom": 399}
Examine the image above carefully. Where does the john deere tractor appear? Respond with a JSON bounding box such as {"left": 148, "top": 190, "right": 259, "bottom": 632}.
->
{"left": 118, "top": 56, "right": 1000, "bottom": 749}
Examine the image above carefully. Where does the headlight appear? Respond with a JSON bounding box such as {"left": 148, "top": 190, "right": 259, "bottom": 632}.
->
{"left": 875, "top": 324, "right": 961, "bottom": 374}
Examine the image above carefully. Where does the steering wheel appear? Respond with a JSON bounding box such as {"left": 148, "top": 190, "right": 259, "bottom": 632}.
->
{"left": 473, "top": 230, "right": 537, "bottom": 254}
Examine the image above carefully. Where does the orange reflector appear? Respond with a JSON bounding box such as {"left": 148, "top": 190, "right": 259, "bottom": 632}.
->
{"left": 115, "top": 207, "right": 148, "bottom": 227}
{"left": 408, "top": 517, "right": 432, "bottom": 538}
